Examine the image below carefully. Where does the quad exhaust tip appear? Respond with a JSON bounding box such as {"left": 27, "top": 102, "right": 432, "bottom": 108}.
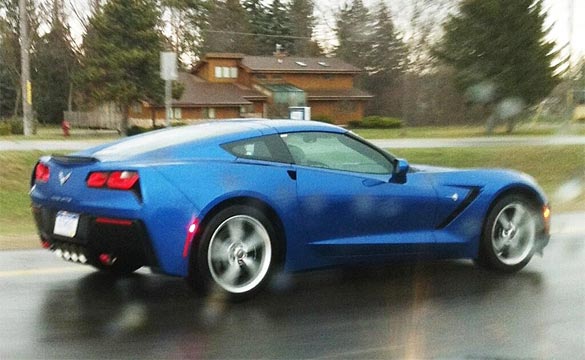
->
{"left": 50, "top": 243, "right": 88, "bottom": 264}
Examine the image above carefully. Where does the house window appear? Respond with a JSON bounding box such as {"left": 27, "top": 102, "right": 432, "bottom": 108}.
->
{"left": 173, "top": 108, "right": 182, "bottom": 120}
{"left": 339, "top": 101, "right": 357, "bottom": 113}
{"left": 214, "top": 66, "right": 238, "bottom": 79}
{"left": 131, "top": 102, "right": 142, "bottom": 114}
{"left": 240, "top": 105, "right": 253, "bottom": 115}
{"left": 204, "top": 107, "right": 216, "bottom": 119}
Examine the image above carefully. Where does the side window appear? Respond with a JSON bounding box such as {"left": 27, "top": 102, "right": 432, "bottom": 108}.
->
{"left": 281, "top": 132, "right": 393, "bottom": 174}
{"left": 222, "top": 135, "right": 292, "bottom": 163}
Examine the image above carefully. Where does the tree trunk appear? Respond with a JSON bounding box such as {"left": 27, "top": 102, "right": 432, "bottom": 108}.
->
{"left": 13, "top": 88, "right": 21, "bottom": 117}
{"left": 485, "top": 112, "right": 496, "bottom": 135}
{"left": 506, "top": 116, "right": 516, "bottom": 133}
{"left": 68, "top": 82, "right": 73, "bottom": 111}
{"left": 120, "top": 104, "right": 129, "bottom": 136}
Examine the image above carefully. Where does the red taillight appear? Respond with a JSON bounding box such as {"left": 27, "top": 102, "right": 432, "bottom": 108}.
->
{"left": 86, "top": 171, "right": 139, "bottom": 190}
{"left": 107, "top": 171, "right": 139, "bottom": 190}
{"left": 35, "top": 163, "right": 50, "bottom": 183}
{"left": 95, "top": 217, "right": 133, "bottom": 226}
{"left": 87, "top": 172, "right": 109, "bottom": 188}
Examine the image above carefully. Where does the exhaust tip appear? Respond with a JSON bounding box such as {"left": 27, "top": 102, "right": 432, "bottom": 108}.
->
{"left": 99, "top": 253, "right": 116, "bottom": 266}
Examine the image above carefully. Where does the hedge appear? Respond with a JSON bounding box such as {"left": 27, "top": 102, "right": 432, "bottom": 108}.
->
{"left": 348, "top": 116, "right": 403, "bottom": 129}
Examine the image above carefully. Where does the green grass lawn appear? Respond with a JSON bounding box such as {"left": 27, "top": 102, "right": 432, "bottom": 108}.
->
{"left": 391, "top": 146, "right": 585, "bottom": 213}
{"left": 1, "top": 125, "right": 120, "bottom": 140}
{"left": 0, "top": 146, "right": 583, "bottom": 240}
{"left": 352, "top": 123, "right": 585, "bottom": 139}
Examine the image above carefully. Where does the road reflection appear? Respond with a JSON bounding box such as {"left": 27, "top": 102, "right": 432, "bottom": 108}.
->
{"left": 37, "top": 261, "right": 544, "bottom": 359}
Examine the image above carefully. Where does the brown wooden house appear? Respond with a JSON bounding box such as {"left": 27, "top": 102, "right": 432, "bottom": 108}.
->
{"left": 129, "top": 53, "right": 372, "bottom": 126}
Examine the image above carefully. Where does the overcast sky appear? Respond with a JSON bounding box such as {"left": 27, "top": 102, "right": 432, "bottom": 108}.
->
{"left": 314, "top": 0, "right": 585, "bottom": 60}
{"left": 66, "top": 0, "right": 585, "bottom": 61}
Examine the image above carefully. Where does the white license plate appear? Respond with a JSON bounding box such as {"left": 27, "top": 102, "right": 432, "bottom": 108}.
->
{"left": 53, "top": 211, "right": 80, "bottom": 238}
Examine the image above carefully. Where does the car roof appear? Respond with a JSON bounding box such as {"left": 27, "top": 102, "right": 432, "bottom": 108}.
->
{"left": 79, "top": 119, "right": 346, "bottom": 162}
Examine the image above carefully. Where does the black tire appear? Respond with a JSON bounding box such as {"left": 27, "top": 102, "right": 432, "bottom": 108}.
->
{"left": 477, "top": 195, "right": 539, "bottom": 273}
{"left": 188, "top": 205, "right": 281, "bottom": 300}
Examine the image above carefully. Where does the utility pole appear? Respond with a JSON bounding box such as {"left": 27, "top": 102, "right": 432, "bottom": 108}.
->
{"left": 19, "top": 0, "right": 33, "bottom": 136}
{"left": 160, "top": 52, "right": 177, "bottom": 127}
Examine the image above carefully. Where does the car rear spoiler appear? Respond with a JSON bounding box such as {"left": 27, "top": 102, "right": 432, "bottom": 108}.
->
{"left": 50, "top": 155, "right": 100, "bottom": 164}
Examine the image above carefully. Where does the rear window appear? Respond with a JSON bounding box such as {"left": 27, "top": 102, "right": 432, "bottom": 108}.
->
{"left": 222, "top": 135, "right": 292, "bottom": 163}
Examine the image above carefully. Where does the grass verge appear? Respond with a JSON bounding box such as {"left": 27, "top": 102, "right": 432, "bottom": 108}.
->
{"left": 0, "top": 146, "right": 583, "bottom": 250}
{"left": 391, "top": 145, "right": 585, "bottom": 212}
{"left": 353, "top": 123, "right": 585, "bottom": 139}
{"left": 1, "top": 125, "right": 120, "bottom": 140}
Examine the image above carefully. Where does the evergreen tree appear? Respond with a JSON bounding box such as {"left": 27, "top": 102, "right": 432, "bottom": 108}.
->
{"left": 242, "top": 0, "right": 271, "bottom": 55}
{"left": 334, "top": 0, "right": 372, "bottom": 87}
{"left": 79, "top": 0, "right": 164, "bottom": 135}
{"left": 365, "top": 1, "right": 407, "bottom": 116}
{"left": 32, "top": 0, "right": 78, "bottom": 124}
{"left": 436, "top": 0, "right": 562, "bottom": 132}
{"left": 202, "top": 0, "right": 254, "bottom": 54}
{"left": 265, "top": 0, "right": 292, "bottom": 54}
{"left": 288, "top": 0, "right": 320, "bottom": 56}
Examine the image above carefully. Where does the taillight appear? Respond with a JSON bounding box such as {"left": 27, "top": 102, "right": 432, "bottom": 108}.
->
{"left": 87, "top": 172, "right": 109, "bottom": 188}
{"left": 35, "top": 163, "right": 50, "bottom": 183}
{"left": 107, "top": 171, "right": 139, "bottom": 190}
{"left": 86, "top": 171, "right": 139, "bottom": 190}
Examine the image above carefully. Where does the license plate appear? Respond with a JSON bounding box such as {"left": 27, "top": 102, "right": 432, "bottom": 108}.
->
{"left": 54, "top": 211, "right": 80, "bottom": 238}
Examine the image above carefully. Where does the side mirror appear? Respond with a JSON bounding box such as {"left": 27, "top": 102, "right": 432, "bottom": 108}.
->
{"left": 391, "top": 158, "right": 409, "bottom": 184}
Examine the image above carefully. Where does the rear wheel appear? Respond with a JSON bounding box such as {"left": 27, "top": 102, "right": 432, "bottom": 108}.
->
{"left": 478, "top": 195, "right": 538, "bottom": 272}
{"left": 189, "top": 205, "right": 280, "bottom": 300}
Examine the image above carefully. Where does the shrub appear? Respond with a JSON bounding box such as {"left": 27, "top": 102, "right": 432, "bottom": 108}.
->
{"left": 127, "top": 125, "right": 166, "bottom": 136}
{"left": 347, "top": 120, "right": 362, "bottom": 128}
{"left": 7, "top": 118, "right": 24, "bottom": 135}
{"left": 350, "top": 116, "right": 403, "bottom": 129}
{"left": 0, "top": 122, "right": 11, "bottom": 136}
{"left": 312, "top": 115, "right": 333, "bottom": 124}
{"left": 127, "top": 126, "right": 149, "bottom": 136}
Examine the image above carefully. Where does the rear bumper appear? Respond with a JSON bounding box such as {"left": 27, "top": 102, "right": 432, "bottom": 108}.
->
{"left": 32, "top": 204, "right": 159, "bottom": 268}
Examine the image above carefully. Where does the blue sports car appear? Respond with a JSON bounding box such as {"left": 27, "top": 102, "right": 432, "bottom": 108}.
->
{"left": 30, "top": 120, "right": 550, "bottom": 299}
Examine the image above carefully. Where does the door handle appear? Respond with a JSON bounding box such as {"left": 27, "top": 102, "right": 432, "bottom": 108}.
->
{"left": 287, "top": 170, "right": 297, "bottom": 180}
{"left": 362, "top": 178, "right": 385, "bottom": 187}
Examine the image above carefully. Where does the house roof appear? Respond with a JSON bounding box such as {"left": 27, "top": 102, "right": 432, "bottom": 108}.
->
{"left": 240, "top": 56, "right": 361, "bottom": 74}
{"left": 307, "top": 89, "right": 373, "bottom": 100}
{"left": 172, "top": 72, "right": 266, "bottom": 107}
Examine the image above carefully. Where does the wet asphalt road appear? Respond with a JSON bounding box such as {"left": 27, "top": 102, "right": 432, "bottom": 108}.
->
{"left": 1, "top": 229, "right": 584, "bottom": 359}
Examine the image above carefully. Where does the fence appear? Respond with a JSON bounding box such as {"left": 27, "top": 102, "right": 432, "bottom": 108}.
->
{"left": 64, "top": 104, "right": 121, "bottom": 129}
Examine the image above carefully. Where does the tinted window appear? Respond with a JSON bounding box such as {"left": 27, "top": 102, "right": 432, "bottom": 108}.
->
{"left": 223, "top": 135, "right": 292, "bottom": 163}
{"left": 281, "top": 132, "right": 393, "bottom": 174}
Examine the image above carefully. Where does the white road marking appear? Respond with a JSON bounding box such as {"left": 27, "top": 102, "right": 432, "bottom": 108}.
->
{"left": 0, "top": 266, "right": 91, "bottom": 278}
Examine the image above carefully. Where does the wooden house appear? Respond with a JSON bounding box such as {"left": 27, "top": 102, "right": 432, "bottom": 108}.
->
{"left": 129, "top": 53, "right": 372, "bottom": 126}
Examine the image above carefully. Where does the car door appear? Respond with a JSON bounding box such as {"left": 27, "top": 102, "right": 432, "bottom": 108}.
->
{"left": 280, "top": 131, "right": 438, "bottom": 259}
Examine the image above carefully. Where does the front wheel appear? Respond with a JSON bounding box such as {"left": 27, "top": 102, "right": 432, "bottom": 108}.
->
{"left": 189, "top": 205, "right": 280, "bottom": 300}
{"left": 478, "top": 195, "right": 539, "bottom": 272}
